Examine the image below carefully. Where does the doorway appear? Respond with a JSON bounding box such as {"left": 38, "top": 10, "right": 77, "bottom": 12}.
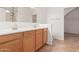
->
{"left": 64, "top": 7, "right": 79, "bottom": 52}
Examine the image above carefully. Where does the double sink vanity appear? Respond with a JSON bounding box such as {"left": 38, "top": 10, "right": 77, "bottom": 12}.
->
{"left": 0, "top": 27, "right": 48, "bottom": 52}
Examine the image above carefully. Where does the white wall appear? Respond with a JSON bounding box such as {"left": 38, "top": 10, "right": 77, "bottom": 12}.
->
{"left": 35, "top": 7, "right": 64, "bottom": 40}
{"left": 0, "top": 8, "right": 6, "bottom": 21}
{"left": 16, "top": 7, "right": 32, "bottom": 22}
{"left": 65, "top": 7, "right": 79, "bottom": 34}
{"left": 47, "top": 7, "right": 64, "bottom": 40}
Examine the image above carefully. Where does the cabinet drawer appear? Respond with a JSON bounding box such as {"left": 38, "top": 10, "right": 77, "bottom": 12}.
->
{"left": 0, "top": 39, "right": 22, "bottom": 52}
{"left": 0, "top": 33, "right": 23, "bottom": 43}
{"left": 24, "top": 30, "right": 35, "bottom": 38}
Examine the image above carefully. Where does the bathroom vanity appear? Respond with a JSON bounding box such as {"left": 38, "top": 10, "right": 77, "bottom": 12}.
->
{"left": 0, "top": 28, "right": 48, "bottom": 52}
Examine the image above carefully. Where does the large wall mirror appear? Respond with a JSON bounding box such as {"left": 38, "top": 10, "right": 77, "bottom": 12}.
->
{"left": 0, "top": 7, "right": 47, "bottom": 24}
{"left": 0, "top": 7, "right": 17, "bottom": 22}
{"left": 0, "top": 7, "right": 37, "bottom": 23}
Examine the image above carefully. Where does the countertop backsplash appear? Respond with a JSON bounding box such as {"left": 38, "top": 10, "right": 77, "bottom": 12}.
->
{"left": 0, "top": 22, "right": 48, "bottom": 30}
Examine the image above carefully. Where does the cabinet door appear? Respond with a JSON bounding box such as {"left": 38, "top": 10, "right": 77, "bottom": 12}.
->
{"left": 35, "top": 29, "right": 43, "bottom": 50}
{"left": 23, "top": 31, "right": 35, "bottom": 52}
{"left": 43, "top": 28, "right": 48, "bottom": 45}
{"left": 0, "top": 39, "right": 22, "bottom": 52}
{"left": 0, "top": 33, "right": 23, "bottom": 44}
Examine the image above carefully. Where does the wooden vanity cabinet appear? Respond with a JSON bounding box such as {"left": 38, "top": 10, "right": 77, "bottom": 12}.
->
{"left": 35, "top": 29, "right": 43, "bottom": 50}
{"left": 23, "top": 28, "right": 48, "bottom": 51}
{"left": 23, "top": 30, "right": 35, "bottom": 52}
{"left": 43, "top": 28, "right": 48, "bottom": 45}
{"left": 0, "top": 33, "right": 23, "bottom": 52}
{"left": 0, "top": 28, "right": 48, "bottom": 52}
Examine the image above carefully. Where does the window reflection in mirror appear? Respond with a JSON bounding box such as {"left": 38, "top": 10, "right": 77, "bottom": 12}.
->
{"left": 0, "top": 7, "right": 37, "bottom": 23}
{"left": 0, "top": 7, "right": 17, "bottom": 22}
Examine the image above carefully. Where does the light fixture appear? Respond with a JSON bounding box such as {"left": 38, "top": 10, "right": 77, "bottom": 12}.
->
{"left": 5, "top": 10, "right": 10, "bottom": 13}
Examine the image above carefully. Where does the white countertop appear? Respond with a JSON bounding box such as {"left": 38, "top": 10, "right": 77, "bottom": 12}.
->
{"left": 0, "top": 27, "right": 48, "bottom": 36}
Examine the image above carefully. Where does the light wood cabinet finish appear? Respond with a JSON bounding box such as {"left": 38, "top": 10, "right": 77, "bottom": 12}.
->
{"left": 35, "top": 29, "right": 43, "bottom": 50}
{"left": 23, "top": 30, "right": 35, "bottom": 52}
{"left": 0, "top": 28, "right": 48, "bottom": 52}
{"left": 0, "top": 33, "right": 23, "bottom": 52}
{"left": 0, "top": 33, "right": 23, "bottom": 43}
{"left": 43, "top": 28, "right": 48, "bottom": 45}
{"left": 0, "top": 39, "right": 23, "bottom": 52}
